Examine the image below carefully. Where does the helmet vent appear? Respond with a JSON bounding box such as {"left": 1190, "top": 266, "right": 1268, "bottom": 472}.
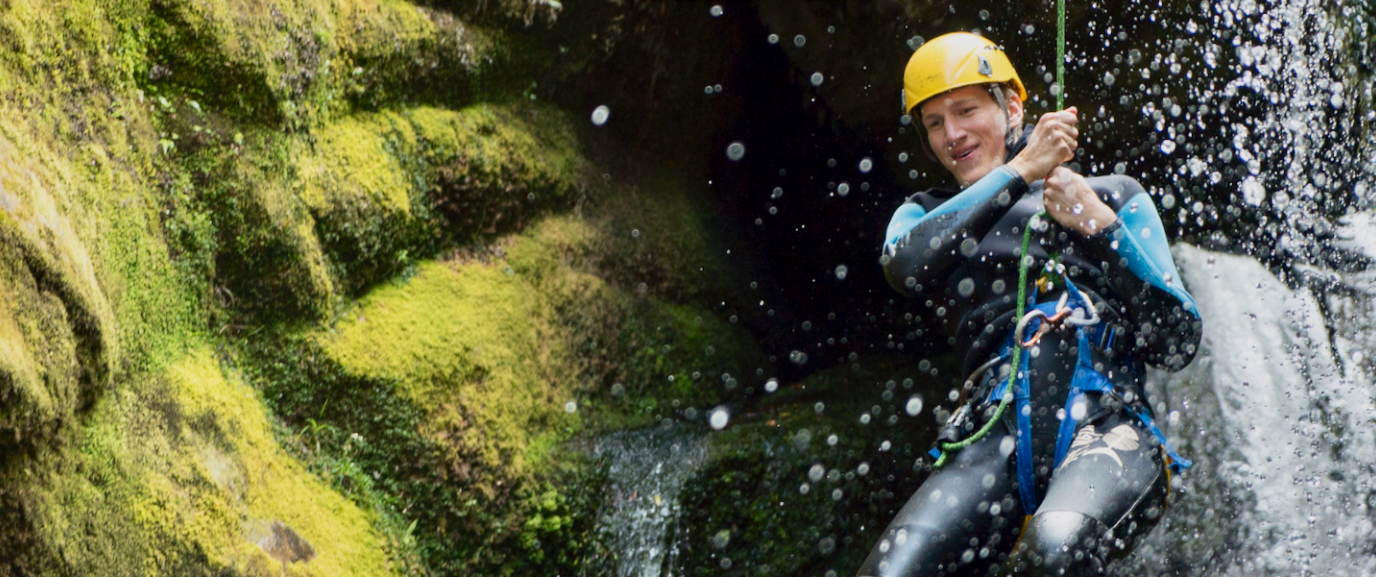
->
{"left": 977, "top": 55, "right": 993, "bottom": 77}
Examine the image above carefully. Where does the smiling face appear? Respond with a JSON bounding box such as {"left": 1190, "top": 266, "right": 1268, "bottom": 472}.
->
{"left": 919, "top": 85, "right": 1025, "bottom": 187}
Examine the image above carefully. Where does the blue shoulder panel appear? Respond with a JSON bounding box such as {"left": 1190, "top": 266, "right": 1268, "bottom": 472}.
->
{"left": 883, "top": 166, "right": 1019, "bottom": 246}
{"left": 1111, "top": 192, "right": 1199, "bottom": 317}
{"left": 884, "top": 202, "right": 928, "bottom": 246}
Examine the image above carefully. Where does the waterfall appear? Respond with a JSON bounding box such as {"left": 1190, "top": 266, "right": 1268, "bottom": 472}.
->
{"left": 595, "top": 426, "right": 710, "bottom": 577}
{"left": 1118, "top": 237, "right": 1376, "bottom": 576}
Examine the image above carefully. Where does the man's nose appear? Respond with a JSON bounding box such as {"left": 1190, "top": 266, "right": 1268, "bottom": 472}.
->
{"left": 943, "top": 120, "right": 965, "bottom": 146}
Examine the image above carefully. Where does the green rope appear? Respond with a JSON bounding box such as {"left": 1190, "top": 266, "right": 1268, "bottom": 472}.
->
{"left": 1056, "top": 0, "right": 1067, "bottom": 110}
{"left": 931, "top": 3, "right": 1068, "bottom": 469}
{"left": 933, "top": 212, "right": 1045, "bottom": 469}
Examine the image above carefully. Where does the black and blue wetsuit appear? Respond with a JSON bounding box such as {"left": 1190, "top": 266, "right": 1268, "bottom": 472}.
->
{"left": 858, "top": 139, "right": 1202, "bottom": 576}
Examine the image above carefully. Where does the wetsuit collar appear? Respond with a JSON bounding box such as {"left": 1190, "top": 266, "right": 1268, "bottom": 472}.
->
{"left": 1003, "top": 124, "right": 1034, "bottom": 163}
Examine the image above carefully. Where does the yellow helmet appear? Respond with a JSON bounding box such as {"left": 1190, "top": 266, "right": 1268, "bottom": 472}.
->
{"left": 902, "top": 32, "right": 1027, "bottom": 116}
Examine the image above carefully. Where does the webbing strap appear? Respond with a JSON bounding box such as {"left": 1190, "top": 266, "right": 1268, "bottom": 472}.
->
{"left": 995, "top": 279, "right": 1192, "bottom": 515}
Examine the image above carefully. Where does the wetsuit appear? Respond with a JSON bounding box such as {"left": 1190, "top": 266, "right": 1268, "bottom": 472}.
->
{"left": 858, "top": 136, "right": 1202, "bottom": 577}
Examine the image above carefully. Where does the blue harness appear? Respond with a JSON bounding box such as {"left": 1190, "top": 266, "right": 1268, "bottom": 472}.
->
{"left": 981, "top": 278, "right": 1192, "bottom": 513}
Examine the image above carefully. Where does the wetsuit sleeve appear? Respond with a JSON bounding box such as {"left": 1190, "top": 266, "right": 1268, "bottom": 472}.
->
{"left": 1086, "top": 184, "right": 1202, "bottom": 371}
{"left": 882, "top": 166, "right": 1028, "bottom": 296}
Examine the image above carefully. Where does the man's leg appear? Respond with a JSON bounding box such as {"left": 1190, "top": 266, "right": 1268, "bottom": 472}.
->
{"left": 858, "top": 430, "right": 1025, "bottom": 577}
{"left": 1005, "top": 411, "right": 1170, "bottom": 576}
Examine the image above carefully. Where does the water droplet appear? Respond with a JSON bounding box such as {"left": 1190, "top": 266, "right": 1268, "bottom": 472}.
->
{"left": 789, "top": 350, "right": 809, "bottom": 365}
{"left": 991, "top": 279, "right": 1006, "bottom": 294}
{"left": 712, "top": 530, "right": 731, "bottom": 548}
{"left": 1103, "top": 71, "right": 1116, "bottom": 86}
{"left": 982, "top": 473, "right": 996, "bottom": 488}
{"left": 835, "top": 265, "right": 849, "bottom": 280}
{"left": 709, "top": 407, "right": 730, "bottom": 430}
{"left": 1072, "top": 203, "right": 1084, "bottom": 215}
{"left": 831, "top": 488, "right": 843, "bottom": 500}
{"left": 808, "top": 463, "right": 825, "bottom": 482}
{"left": 878, "top": 539, "right": 891, "bottom": 553}
{"left": 764, "top": 378, "right": 779, "bottom": 393}
{"left": 1129, "top": 201, "right": 1139, "bottom": 213}
{"left": 610, "top": 382, "right": 625, "bottom": 397}
{"left": 958, "top": 278, "right": 975, "bottom": 297}
{"left": 1070, "top": 401, "right": 1087, "bottom": 421}
{"left": 631, "top": 229, "right": 641, "bottom": 238}
{"left": 726, "top": 142, "right": 746, "bottom": 161}
{"left": 709, "top": 4, "right": 723, "bottom": 16}
{"left": 960, "top": 237, "right": 979, "bottom": 257}
{"left": 1160, "top": 139, "right": 1177, "bottom": 154}
{"left": 880, "top": 440, "right": 892, "bottom": 451}
{"left": 859, "top": 413, "right": 872, "bottom": 425}
{"left": 771, "top": 186, "right": 783, "bottom": 198}
{"left": 810, "top": 72, "right": 824, "bottom": 86}
{"left": 793, "top": 34, "right": 806, "bottom": 47}
{"left": 905, "top": 396, "right": 923, "bottom": 416}
{"left": 818, "top": 537, "right": 836, "bottom": 554}
{"left": 768, "top": 34, "right": 779, "bottom": 44}
{"left": 590, "top": 105, "right": 610, "bottom": 126}
{"left": 826, "top": 434, "right": 839, "bottom": 446}
{"left": 1140, "top": 227, "right": 1152, "bottom": 239}
{"left": 814, "top": 402, "right": 825, "bottom": 414}
{"left": 564, "top": 400, "right": 577, "bottom": 413}
{"left": 859, "top": 157, "right": 874, "bottom": 173}
{"left": 837, "top": 182, "right": 850, "bottom": 196}
{"left": 1242, "top": 176, "right": 1266, "bottom": 206}
{"left": 857, "top": 462, "right": 870, "bottom": 475}
{"left": 999, "top": 435, "right": 1016, "bottom": 457}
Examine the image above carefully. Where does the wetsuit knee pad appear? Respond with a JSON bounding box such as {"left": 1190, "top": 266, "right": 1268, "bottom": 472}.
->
{"left": 1009, "top": 511, "right": 1110, "bottom": 577}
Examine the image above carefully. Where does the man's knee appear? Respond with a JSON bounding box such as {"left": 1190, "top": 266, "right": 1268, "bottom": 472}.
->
{"left": 1008, "top": 511, "right": 1111, "bottom": 576}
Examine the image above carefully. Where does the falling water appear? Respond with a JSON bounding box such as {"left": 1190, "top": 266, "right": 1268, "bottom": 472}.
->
{"left": 595, "top": 427, "right": 710, "bottom": 577}
{"left": 1118, "top": 0, "right": 1376, "bottom": 575}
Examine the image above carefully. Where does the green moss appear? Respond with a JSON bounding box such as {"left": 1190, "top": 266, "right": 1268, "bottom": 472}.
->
{"left": 20, "top": 347, "right": 395, "bottom": 576}
{"left": 293, "top": 102, "right": 586, "bottom": 296}
{"left": 318, "top": 257, "right": 579, "bottom": 476}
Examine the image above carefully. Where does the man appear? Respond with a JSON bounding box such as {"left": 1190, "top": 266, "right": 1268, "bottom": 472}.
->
{"left": 858, "top": 32, "right": 1201, "bottom": 576}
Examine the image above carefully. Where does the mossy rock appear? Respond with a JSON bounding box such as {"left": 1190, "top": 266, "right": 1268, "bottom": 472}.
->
{"left": 672, "top": 355, "right": 959, "bottom": 577}
{"left": 3, "top": 347, "right": 394, "bottom": 576}
{"left": 0, "top": 129, "right": 116, "bottom": 453}
{"left": 294, "top": 102, "right": 586, "bottom": 296}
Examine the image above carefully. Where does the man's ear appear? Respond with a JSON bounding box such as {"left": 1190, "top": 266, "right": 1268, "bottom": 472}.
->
{"left": 1005, "top": 89, "right": 1025, "bottom": 127}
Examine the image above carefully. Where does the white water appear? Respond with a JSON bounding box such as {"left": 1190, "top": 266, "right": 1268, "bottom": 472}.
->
{"left": 595, "top": 427, "right": 710, "bottom": 577}
{"left": 1126, "top": 241, "right": 1376, "bottom": 576}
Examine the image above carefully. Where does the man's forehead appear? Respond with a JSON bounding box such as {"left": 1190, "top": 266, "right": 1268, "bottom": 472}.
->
{"left": 921, "top": 86, "right": 994, "bottom": 115}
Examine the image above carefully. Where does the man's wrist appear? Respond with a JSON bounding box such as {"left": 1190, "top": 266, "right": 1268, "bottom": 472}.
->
{"left": 1089, "top": 216, "right": 1122, "bottom": 238}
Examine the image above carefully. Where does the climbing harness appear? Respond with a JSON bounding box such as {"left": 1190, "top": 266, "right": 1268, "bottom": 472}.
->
{"left": 927, "top": 212, "right": 1192, "bottom": 514}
